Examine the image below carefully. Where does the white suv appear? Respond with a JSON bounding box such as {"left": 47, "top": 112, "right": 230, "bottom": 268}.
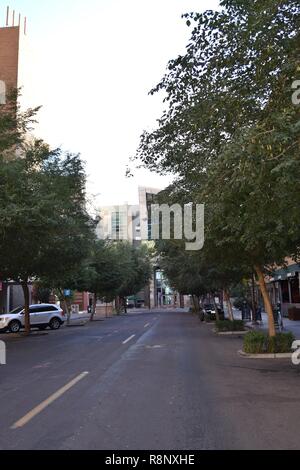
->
{"left": 0, "top": 304, "right": 65, "bottom": 333}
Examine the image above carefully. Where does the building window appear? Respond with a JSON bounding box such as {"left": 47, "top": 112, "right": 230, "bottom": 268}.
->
{"left": 111, "top": 212, "right": 127, "bottom": 240}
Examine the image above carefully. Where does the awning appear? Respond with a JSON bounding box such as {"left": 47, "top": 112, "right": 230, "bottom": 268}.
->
{"left": 271, "top": 264, "right": 300, "bottom": 282}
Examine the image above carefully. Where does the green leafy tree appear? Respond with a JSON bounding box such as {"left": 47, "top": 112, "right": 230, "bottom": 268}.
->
{"left": 136, "top": 0, "right": 300, "bottom": 336}
{"left": 0, "top": 140, "right": 95, "bottom": 333}
{"left": 116, "top": 243, "right": 152, "bottom": 312}
{"left": 0, "top": 89, "right": 39, "bottom": 155}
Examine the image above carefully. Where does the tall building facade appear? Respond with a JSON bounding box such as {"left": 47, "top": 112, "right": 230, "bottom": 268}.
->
{"left": 0, "top": 6, "right": 28, "bottom": 102}
{"left": 0, "top": 25, "right": 20, "bottom": 95}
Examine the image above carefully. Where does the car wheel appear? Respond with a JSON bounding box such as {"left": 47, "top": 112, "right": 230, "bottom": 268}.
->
{"left": 9, "top": 320, "right": 21, "bottom": 333}
{"left": 49, "top": 318, "right": 61, "bottom": 330}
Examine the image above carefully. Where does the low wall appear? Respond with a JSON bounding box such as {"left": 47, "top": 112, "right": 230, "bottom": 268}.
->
{"left": 95, "top": 305, "right": 114, "bottom": 318}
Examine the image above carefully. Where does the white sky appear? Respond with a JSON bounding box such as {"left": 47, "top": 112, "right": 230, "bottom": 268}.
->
{"left": 4, "top": 0, "right": 220, "bottom": 207}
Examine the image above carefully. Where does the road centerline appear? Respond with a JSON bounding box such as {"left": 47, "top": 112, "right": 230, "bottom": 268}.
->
{"left": 11, "top": 371, "right": 89, "bottom": 430}
{"left": 122, "top": 334, "right": 136, "bottom": 345}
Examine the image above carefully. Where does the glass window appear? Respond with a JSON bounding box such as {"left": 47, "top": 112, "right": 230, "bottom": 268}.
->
{"left": 10, "top": 306, "right": 24, "bottom": 314}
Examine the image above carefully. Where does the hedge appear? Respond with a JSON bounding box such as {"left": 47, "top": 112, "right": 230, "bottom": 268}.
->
{"left": 215, "top": 320, "right": 245, "bottom": 332}
{"left": 243, "top": 331, "right": 294, "bottom": 354}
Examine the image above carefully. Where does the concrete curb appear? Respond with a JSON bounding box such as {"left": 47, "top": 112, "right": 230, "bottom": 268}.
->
{"left": 215, "top": 330, "right": 248, "bottom": 336}
{"left": 238, "top": 350, "right": 292, "bottom": 359}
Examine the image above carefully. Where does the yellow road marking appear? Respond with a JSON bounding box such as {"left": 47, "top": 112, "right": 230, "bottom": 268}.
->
{"left": 11, "top": 371, "right": 89, "bottom": 429}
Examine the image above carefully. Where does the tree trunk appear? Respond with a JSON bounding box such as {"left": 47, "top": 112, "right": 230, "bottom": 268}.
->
{"left": 251, "top": 273, "right": 257, "bottom": 323}
{"left": 191, "top": 295, "right": 197, "bottom": 312}
{"left": 90, "top": 293, "right": 97, "bottom": 321}
{"left": 115, "top": 296, "right": 120, "bottom": 315}
{"left": 21, "top": 281, "right": 30, "bottom": 335}
{"left": 220, "top": 291, "right": 224, "bottom": 310}
{"left": 212, "top": 296, "right": 220, "bottom": 322}
{"left": 59, "top": 289, "right": 71, "bottom": 325}
{"left": 254, "top": 265, "right": 276, "bottom": 337}
{"left": 192, "top": 295, "right": 200, "bottom": 313}
{"left": 224, "top": 289, "right": 234, "bottom": 321}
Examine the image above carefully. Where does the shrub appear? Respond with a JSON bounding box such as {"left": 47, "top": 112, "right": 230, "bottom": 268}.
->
{"left": 244, "top": 331, "right": 266, "bottom": 353}
{"left": 267, "top": 332, "right": 295, "bottom": 353}
{"left": 243, "top": 331, "right": 295, "bottom": 354}
{"left": 216, "top": 320, "right": 245, "bottom": 332}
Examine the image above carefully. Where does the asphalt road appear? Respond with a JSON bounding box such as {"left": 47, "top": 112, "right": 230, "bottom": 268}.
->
{"left": 0, "top": 309, "right": 300, "bottom": 450}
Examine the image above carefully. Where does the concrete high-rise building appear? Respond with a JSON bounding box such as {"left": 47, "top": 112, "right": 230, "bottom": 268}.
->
{"left": 96, "top": 187, "right": 189, "bottom": 310}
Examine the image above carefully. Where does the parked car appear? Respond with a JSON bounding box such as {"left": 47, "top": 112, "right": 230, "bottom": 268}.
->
{"left": 203, "top": 303, "right": 225, "bottom": 320}
{"left": 203, "top": 303, "right": 215, "bottom": 315}
{"left": 0, "top": 304, "right": 65, "bottom": 333}
{"left": 126, "top": 299, "right": 135, "bottom": 309}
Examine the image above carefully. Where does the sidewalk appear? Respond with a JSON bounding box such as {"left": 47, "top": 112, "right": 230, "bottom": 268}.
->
{"left": 232, "top": 308, "right": 300, "bottom": 339}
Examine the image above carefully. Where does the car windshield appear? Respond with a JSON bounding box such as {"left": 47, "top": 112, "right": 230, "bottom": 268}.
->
{"left": 9, "top": 306, "right": 24, "bottom": 314}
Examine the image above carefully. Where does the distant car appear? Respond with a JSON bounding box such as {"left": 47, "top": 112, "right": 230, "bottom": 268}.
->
{"left": 126, "top": 299, "right": 135, "bottom": 309}
{"left": 0, "top": 304, "right": 65, "bottom": 333}
{"left": 203, "top": 303, "right": 225, "bottom": 319}
{"left": 203, "top": 304, "right": 217, "bottom": 314}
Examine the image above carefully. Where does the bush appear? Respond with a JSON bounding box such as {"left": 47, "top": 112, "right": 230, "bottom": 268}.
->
{"left": 216, "top": 320, "right": 245, "bottom": 332}
{"left": 244, "top": 331, "right": 266, "bottom": 353}
{"left": 243, "top": 331, "right": 295, "bottom": 354}
{"left": 267, "top": 332, "right": 295, "bottom": 353}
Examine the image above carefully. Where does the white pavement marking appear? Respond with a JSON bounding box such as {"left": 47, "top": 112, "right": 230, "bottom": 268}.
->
{"left": 11, "top": 371, "right": 89, "bottom": 430}
{"left": 122, "top": 334, "right": 136, "bottom": 345}
{"left": 144, "top": 323, "right": 150, "bottom": 328}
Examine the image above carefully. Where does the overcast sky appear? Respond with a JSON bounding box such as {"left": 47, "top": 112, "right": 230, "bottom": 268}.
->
{"left": 3, "top": 0, "right": 220, "bottom": 207}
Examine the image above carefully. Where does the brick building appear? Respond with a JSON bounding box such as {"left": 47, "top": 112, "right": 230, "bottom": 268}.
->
{"left": 0, "top": 25, "right": 20, "bottom": 93}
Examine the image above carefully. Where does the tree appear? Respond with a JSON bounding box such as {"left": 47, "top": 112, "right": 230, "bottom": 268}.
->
{"left": 116, "top": 243, "right": 152, "bottom": 312}
{"left": 86, "top": 240, "right": 126, "bottom": 319}
{"left": 136, "top": 0, "right": 300, "bottom": 336}
{"left": 0, "top": 89, "right": 39, "bottom": 154}
{"left": 0, "top": 140, "right": 95, "bottom": 333}
{"left": 136, "top": 0, "right": 299, "bottom": 178}
{"left": 156, "top": 236, "right": 247, "bottom": 320}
